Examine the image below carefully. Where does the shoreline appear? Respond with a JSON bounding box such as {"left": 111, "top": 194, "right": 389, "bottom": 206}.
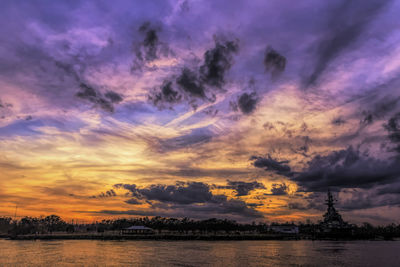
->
{"left": 5, "top": 234, "right": 299, "bottom": 241}
{"left": 2, "top": 234, "right": 398, "bottom": 241}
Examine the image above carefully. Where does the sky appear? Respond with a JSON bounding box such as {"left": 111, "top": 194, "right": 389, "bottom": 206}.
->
{"left": 1, "top": 0, "right": 400, "bottom": 225}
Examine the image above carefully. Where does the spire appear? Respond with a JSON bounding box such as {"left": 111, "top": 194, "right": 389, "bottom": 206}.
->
{"left": 325, "top": 189, "right": 335, "bottom": 208}
{"left": 322, "top": 189, "right": 345, "bottom": 226}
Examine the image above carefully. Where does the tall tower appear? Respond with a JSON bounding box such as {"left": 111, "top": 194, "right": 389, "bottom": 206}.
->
{"left": 323, "top": 189, "right": 345, "bottom": 226}
{"left": 325, "top": 189, "right": 336, "bottom": 213}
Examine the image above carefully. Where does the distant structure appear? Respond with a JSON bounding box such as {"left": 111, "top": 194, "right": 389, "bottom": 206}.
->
{"left": 320, "top": 190, "right": 350, "bottom": 233}
{"left": 121, "top": 225, "right": 154, "bottom": 235}
{"left": 270, "top": 224, "right": 299, "bottom": 234}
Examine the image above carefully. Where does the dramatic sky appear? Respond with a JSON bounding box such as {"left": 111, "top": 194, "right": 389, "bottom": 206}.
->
{"left": 1, "top": 0, "right": 400, "bottom": 224}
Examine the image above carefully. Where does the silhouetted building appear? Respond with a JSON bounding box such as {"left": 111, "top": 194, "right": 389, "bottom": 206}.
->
{"left": 121, "top": 225, "right": 154, "bottom": 235}
{"left": 270, "top": 224, "right": 299, "bottom": 234}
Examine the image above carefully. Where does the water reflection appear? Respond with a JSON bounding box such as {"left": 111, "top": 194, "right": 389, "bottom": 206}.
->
{"left": 0, "top": 240, "right": 399, "bottom": 266}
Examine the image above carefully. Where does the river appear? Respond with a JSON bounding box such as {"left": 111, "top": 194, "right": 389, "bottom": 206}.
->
{"left": 0, "top": 239, "right": 399, "bottom": 266}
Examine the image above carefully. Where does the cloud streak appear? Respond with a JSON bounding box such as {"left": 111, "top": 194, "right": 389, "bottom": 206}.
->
{"left": 306, "top": 0, "right": 392, "bottom": 85}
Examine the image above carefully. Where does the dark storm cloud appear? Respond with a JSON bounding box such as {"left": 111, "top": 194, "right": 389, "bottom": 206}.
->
{"left": 148, "top": 80, "right": 182, "bottom": 108}
{"left": 360, "top": 113, "right": 373, "bottom": 126}
{"left": 115, "top": 181, "right": 215, "bottom": 205}
{"left": 138, "top": 22, "right": 160, "bottom": 61}
{"left": 288, "top": 195, "right": 325, "bottom": 211}
{"left": 96, "top": 196, "right": 263, "bottom": 220}
{"left": 96, "top": 198, "right": 263, "bottom": 220}
{"left": 105, "top": 91, "right": 123, "bottom": 103}
{"left": 0, "top": 99, "right": 13, "bottom": 119}
{"left": 339, "top": 197, "right": 383, "bottom": 211}
{"left": 90, "top": 189, "right": 117, "bottom": 198}
{"left": 125, "top": 198, "right": 141, "bottom": 205}
{"left": 384, "top": 112, "right": 400, "bottom": 153}
{"left": 114, "top": 183, "right": 138, "bottom": 195}
{"left": 0, "top": 31, "right": 124, "bottom": 113}
{"left": 132, "top": 21, "right": 171, "bottom": 71}
{"left": 176, "top": 68, "right": 206, "bottom": 98}
{"left": 264, "top": 47, "right": 286, "bottom": 78}
{"left": 270, "top": 183, "right": 289, "bottom": 195}
{"left": 306, "top": 0, "right": 392, "bottom": 85}
{"left": 112, "top": 181, "right": 263, "bottom": 219}
{"left": 199, "top": 39, "right": 239, "bottom": 88}
{"left": 76, "top": 83, "right": 97, "bottom": 99}
{"left": 250, "top": 155, "right": 292, "bottom": 175}
{"left": 179, "top": 198, "right": 262, "bottom": 218}
{"left": 148, "top": 39, "right": 238, "bottom": 109}
{"left": 76, "top": 83, "right": 123, "bottom": 112}
{"left": 0, "top": 1, "right": 137, "bottom": 112}
{"left": 338, "top": 187, "right": 400, "bottom": 211}
{"left": 217, "top": 180, "right": 265, "bottom": 196}
{"left": 292, "top": 146, "right": 400, "bottom": 192}
{"left": 237, "top": 92, "right": 259, "bottom": 114}
{"left": 376, "top": 182, "right": 400, "bottom": 195}
{"left": 53, "top": 61, "right": 121, "bottom": 112}
{"left": 141, "top": 182, "right": 214, "bottom": 205}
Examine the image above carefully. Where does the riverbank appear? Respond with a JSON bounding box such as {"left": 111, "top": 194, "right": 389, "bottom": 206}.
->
{"left": 6, "top": 234, "right": 301, "bottom": 241}
{"left": 3, "top": 233, "right": 399, "bottom": 241}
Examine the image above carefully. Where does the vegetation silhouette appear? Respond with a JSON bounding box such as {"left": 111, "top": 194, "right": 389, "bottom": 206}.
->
{"left": 1, "top": 215, "right": 399, "bottom": 240}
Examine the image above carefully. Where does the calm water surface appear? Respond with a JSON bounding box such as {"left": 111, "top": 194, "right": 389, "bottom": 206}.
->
{"left": 0, "top": 239, "right": 399, "bottom": 266}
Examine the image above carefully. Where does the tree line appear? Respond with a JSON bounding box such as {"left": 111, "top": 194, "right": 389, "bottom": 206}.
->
{"left": 1, "top": 215, "right": 400, "bottom": 239}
